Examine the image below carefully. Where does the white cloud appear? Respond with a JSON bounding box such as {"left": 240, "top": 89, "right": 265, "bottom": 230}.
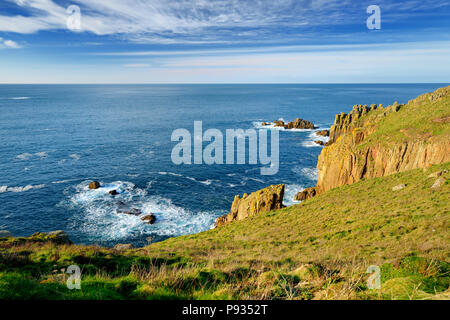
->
{"left": 1, "top": 0, "right": 448, "bottom": 43}
{"left": 3, "top": 39, "right": 21, "bottom": 48}
{"left": 3, "top": 40, "right": 449, "bottom": 83}
{"left": 0, "top": 37, "right": 22, "bottom": 48}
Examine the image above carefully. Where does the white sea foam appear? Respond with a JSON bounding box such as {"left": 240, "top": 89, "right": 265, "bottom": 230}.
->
{"left": 301, "top": 129, "right": 330, "bottom": 147}
{"left": 10, "top": 97, "right": 30, "bottom": 100}
{"left": 35, "top": 152, "right": 48, "bottom": 158}
{"left": 16, "top": 153, "right": 33, "bottom": 160}
{"left": 186, "top": 177, "right": 213, "bottom": 185}
{"left": 158, "top": 172, "right": 213, "bottom": 185}
{"left": 300, "top": 167, "right": 319, "bottom": 181}
{"left": 66, "top": 180, "right": 218, "bottom": 242}
{"left": 158, "top": 171, "right": 182, "bottom": 177}
{"left": 0, "top": 184, "right": 45, "bottom": 193}
{"left": 283, "top": 184, "right": 305, "bottom": 207}
{"left": 69, "top": 154, "right": 81, "bottom": 161}
{"left": 252, "top": 121, "right": 285, "bottom": 130}
{"left": 52, "top": 178, "right": 84, "bottom": 184}
{"left": 16, "top": 152, "right": 49, "bottom": 160}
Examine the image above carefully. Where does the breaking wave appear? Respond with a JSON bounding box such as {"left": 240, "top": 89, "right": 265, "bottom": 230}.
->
{"left": 64, "top": 180, "right": 218, "bottom": 243}
{"left": 283, "top": 184, "right": 305, "bottom": 206}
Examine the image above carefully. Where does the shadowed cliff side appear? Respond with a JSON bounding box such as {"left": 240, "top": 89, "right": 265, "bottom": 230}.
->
{"left": 313, "top": 86, "right": 450, "bottom": 194}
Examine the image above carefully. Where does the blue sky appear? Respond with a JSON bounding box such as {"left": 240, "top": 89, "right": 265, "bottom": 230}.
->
{"left": 0, "top": 0, "right": 449, "bottom": 83}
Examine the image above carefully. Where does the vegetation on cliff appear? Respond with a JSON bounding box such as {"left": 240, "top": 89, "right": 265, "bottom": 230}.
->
{"left": 1, "top": 87, "right": 449, "bottom": 300}
{"left": 316, "top": 86, "right": 450, "bottom": 193}
{"left": 1, "top": 163, "right": 448, "bottom": 299}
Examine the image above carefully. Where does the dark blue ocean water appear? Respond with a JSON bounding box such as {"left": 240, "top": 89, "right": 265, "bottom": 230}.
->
{"left": 0, "top": 84, "right": 445, "bottom": 247}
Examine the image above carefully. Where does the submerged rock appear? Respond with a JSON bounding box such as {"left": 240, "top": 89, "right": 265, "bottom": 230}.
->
{"left": 216, "top": 184, "right": 285, "bottom": 227}
{"left": 89, "top": 181, "right": 101, "bottom": 189}
{"left": 119, "top": 208, "right": 142, "bottom": 216}
{"left": 141, "top": 214, "right": 156, "bottom": 225}
{"left": 109, "top": 190, "right": 118, "bottom": 195}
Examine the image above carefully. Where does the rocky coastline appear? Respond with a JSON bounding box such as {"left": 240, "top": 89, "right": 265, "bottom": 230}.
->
{"left": 216, "top": 86, "right": 450, "bottom": 226}
{"left": 2, "top": 86, "right": 449, "bottom": 242}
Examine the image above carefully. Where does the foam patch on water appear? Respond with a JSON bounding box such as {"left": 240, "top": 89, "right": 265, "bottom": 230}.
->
{"left": 301, "top": 129, "right": 330, "bottom": 147}
{"left": 301, "top": 167, "right": 319, "bottom": 181}
{"left": 69, "top": 154, "right": 81, "bottom": 161}
{"left": 66, "top": 180, "right": 218, "bottom": 242}
{"left": 283, "top": 184, "right": 305, "bottom": 206}
{"left": 16, "top": 152, "right": 49, "bottom": 161}
{"left": 10, "top": 97, "right": 30, "bottom": 100}
{"left": 16, "top": 153, "right": 33, "bottom": 160}
{"left": 0, "top": 184, "right": 45, "bottom": 193}
{"left": 158, "top": 172, "right": 213, "bottom": 185}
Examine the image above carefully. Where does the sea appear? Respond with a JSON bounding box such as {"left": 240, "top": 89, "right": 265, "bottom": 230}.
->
{"left": 0, "top": 84, "right": 445, "bottom": 247}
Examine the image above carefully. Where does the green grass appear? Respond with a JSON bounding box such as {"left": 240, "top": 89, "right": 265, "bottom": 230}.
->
{"left": 352, "top": 86, "right": 450, "bottom": 147}
{"left": 1, "top": 163, "right": 449, "bottom": 300}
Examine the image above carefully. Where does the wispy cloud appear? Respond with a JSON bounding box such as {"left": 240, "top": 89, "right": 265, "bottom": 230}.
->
{"left": 1, "top": 0, "right": 449, "bottom": 44}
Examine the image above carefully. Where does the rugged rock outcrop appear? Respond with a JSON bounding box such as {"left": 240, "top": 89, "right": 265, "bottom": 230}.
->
{"left": 89, "top": 181, "right": 101, "bottom": 189}
{"left": 141, "top": 214, "right": 156, "bottom": 224}
{"left": 328, "top": 104, "right": 386, "bottom": 144}
{"left": 316, "top": 130, "right": 330, "bottom": 137}
{"left": 268, "top": 118, "right": 316, "bottom": 130}
{"left": 216, "top": 184, "right": 285, "bottom": 227}
{"left": 294, "top": 187, "right": 317, "bottom": 201}
{"left": 313, "top": 86, "right": 450, "bottom": 195}
{"left": 314, "top": 140, "right": 325, "bottom": 146}
{"left": 286, "top": 118, "right": 316, "bottom": 129}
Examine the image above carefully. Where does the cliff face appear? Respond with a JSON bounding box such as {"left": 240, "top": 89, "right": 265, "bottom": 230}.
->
{"left": 315, "top": 86, "right": 450, "bottom": 193}
{"left": 216, "top": 184, "right": 285, "bottom": 227}
{"left": 328, "top": 103, "right": 382, "bottom": 144}
{"left": 317, "top": 135, "right": 449, "bottom": 193}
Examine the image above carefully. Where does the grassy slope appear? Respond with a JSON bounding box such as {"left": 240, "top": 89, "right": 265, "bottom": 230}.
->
{"left": 1, "top": 163, "right": 449, "bottom": 300}
{"left": 1, "top": 87, "right": 449, "bottom": 300}
{"left": 355, "top": 86, "right": 450, "bottom": 147}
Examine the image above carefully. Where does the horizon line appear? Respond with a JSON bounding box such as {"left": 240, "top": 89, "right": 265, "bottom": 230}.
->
{"left": 0, "top": 82, "right": 449, "bottom": 85}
